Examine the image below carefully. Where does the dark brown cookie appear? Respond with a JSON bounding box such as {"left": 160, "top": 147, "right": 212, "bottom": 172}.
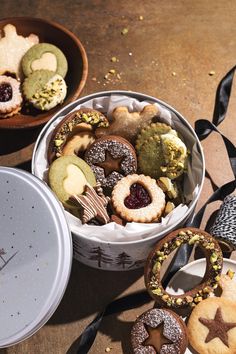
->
{"left": 84, "top": 135, "right": 137, "bottom": 189}
{"left": 47, "top": 108, "right": 109, "bottom": 163}
{"left": 144, "top": 228, "right": 223, "bottom": 309}
{"left": 131, "top": 308, "right": 188, "bottom": 354}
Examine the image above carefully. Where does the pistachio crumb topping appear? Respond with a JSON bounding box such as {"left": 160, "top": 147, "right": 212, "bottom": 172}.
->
{"left": 147, "top": 229, "right": 223, "bottom": 308}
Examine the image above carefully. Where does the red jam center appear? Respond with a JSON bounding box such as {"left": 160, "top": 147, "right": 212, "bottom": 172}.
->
{"left": 124, "top": 183, "right": 151, "bottom": 209}
{"left": 0, "top": 83, "right": 12, "bottom": 102}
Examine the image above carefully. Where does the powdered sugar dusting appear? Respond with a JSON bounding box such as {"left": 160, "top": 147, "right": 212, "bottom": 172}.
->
{"left": 85, "top": 138, "right": 137, "bottom": 188}
{"left": 131, "top": 308, "right": 185, "bottom": 354}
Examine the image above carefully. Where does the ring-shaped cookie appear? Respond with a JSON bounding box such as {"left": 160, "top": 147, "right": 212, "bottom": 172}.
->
{"left": 47, "top": 108, "right": 109, "bottom": 163}
{"left": 145, "top": 227, "right": 223, "bottom": 309}
{"left": 111, "top": 174, "right": 165, "bottom": 223}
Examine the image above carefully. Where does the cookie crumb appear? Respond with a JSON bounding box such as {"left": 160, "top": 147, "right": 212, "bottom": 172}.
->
{"left": 172, "top": 71, "right": 177, "bottom": 76}
{"left": 129, "top": 52, "right": 133, "bottom": 56}
{"left": 121, "top": 28, "right": 129, "bottom": 35}
{"left": 105, "top": 347, "right": 112, "bottom": 352}
{"left": 139, "top": 15, "right": 144, "bottom": 20}
{"left": 111, "top": 56, "right": 118, "bottom": 62}
{"left": 91, "top": 77, "right": 97, "bottom": 81}
{"left": 208, "top": 70, "right": 215, "bottom": 76}
{"left": 109, "top": 69, "right": 116, "bottom": 74}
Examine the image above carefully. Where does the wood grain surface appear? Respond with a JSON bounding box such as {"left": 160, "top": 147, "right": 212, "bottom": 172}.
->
{"left": 1, "top": 1, "right": 236, "bottom": 353}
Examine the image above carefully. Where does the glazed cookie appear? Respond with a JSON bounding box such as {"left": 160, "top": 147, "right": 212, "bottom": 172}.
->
{"left": 22, "top": 70, "right": 67, "bottom": 111}
{"left": 22, "top": 43, "right": 68, "bottom": 78}
{"left": 0, "top": 24, "right": 39, "bottom": 79}
{"left": 48, "top": 108, "right": 109, "bottom": 163}
{"left": 145, "top": 228, "right": 223, "bottom": 309}
{"left": 131, "top": 308, "right": 188, "bottom": 354}
{"left": 48, "top": 155, "right": 96, "bottom": 208}
{"left": 111, "top": 174, "right": 165, "bottom": 223}
{"left": 187, "top": 297, "right": 236, "bottom": 354}
{"left": 85, "top": 135, "right": 137, "bottom": 189}
{"left": 95, "top": 104, "right": 160, "bottom": 143}
{"left": 0, "top": 75, "right": 23, "bottom": 118}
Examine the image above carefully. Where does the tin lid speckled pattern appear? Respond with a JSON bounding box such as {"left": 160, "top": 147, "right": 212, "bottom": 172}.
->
{"left": 0, "top": 167, "right": 72, "bottom": 347}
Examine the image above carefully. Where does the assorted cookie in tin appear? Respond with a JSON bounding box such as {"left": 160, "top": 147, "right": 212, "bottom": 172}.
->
{"left": 46, "top": 104, "right": 189, "bottom": 226}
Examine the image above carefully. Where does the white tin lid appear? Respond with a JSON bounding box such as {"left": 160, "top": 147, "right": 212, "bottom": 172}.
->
{"left": 0, "top": 167, "right": 72, "bottom": 347}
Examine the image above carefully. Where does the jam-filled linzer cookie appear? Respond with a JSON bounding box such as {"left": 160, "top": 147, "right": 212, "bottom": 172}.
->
{"left": 85, "top": 135, "right": 137, "bottom": 189}
{"left": 131, "top": 308, "right": 188, "bottom": 354}
{"left": 111, "top": 174, "right": 165, "bottom": 223}
{"left": 48, "top": 108, "right": 109, "bottom": 163}
{"left": 0, "top": 75, "right": 23, "bottom": 118}
{"left": 145, "top": 228, "right": 223, "bottom": 309}
{"left": 187, "top": 297, "right": 236, "bottom": 354}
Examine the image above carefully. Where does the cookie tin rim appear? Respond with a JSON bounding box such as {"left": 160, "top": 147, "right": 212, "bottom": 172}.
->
{"left": 0, "top": 167, "right": 72, "bottom": 348}
{"left": 32, "top": 90, "right": 205, "bottom": 245}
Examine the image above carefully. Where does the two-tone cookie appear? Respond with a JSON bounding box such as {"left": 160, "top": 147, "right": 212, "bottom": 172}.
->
{"left": 131, "top": 308, "right": 188, "bottom": 354}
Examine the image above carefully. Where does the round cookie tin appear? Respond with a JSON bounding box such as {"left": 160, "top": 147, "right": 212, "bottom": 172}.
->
{"left": 32, "top": 90, "right": 205, "bottom": 271}
{"left": 0, "top": 167, "right": 72, "bottom": 347}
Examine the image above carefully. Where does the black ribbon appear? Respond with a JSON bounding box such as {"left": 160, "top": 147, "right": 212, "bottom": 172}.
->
{"left": 75, "top": 66, "right": 236, "bottom": 353}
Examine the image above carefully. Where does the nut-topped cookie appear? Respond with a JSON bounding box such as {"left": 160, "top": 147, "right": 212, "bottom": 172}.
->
{"left": 145, "top": 228, "right": 223, "bottom": 309}
{"left": 48, "top": 108, "right": 109, "bottom": 163}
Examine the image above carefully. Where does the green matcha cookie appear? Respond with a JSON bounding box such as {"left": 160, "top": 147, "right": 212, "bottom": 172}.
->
{"left": 135, "top": 122, "right": 177, "bottom": 151}
{"left": 48, "top": 155, "right": 96, "bottom": 208}
{"left": 138, "top": 132, "right": 188, "bottom": 179}
{"left": 138, "top": 135, "right": 165, "bottom": 179}
{"left": 22, "top": 70, "right": 67, "bottom": 110}
{"left": 22, "top": 43, "right": 68, "bottom": 78}
{"left": 160, "top": 133, "right": 188, "bottom": 179}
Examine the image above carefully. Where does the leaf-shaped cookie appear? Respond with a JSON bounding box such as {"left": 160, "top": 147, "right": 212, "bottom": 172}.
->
{"left": 0, "top": 24, "right": 39, "bottom": 79}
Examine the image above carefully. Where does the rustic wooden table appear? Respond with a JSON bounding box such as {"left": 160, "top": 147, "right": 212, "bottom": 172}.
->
{"left": 1, "top": 1, "right": 236, "bottom": 353}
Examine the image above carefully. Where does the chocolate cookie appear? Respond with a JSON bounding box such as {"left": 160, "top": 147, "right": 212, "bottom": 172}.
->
{"left": 85, "top": 135, "right": 137, "bottom": 189}
{"left": 145, "top": 228, "right": 223, "bottom": 309}
{"left": 48, "top": 108, "right": 109, "bottom": 163}
{"left": 131, "top": 308, "right": 188, "bottom": 354}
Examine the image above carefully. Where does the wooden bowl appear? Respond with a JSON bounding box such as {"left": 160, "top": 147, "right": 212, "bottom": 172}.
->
{"left": 0, "top": 17, "right": 88, "bottom": 129}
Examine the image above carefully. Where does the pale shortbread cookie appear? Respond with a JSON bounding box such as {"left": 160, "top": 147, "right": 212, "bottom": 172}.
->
{"left": 0, "top": 24, "right": 39, "bottom": 79}
{"left": 187, "top": 297, "right": 236, "bottom": 354}
{"left": 111, "top": 174, "right": 165, "bottom": 223}
{"left": 95, "top": 104, "right": 160, "bottom": 143}
{"left": 0, "top": 75, "right": 23, "bottom": 119}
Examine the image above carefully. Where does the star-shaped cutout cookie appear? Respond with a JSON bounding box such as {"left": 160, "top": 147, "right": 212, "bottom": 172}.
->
{"left": 199, "top": 307, "right": 236, "bottom": 347}
{"left": 143, "top": 322, "right": 173, "bottom": 353}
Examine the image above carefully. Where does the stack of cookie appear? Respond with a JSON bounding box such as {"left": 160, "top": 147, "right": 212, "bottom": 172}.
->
{"left": 46, "top": 104, "right": 189, "bottom": 226}
{"left": 0, "top": 23, "right": 68, "bottom": 118}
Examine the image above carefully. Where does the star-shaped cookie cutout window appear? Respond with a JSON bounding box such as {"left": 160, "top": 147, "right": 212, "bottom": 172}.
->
{"left": 97, "top": 151, "right": 123, "bottom": 177}
{"left": 199, "top": 307, "right": 236, "bottom": 347}
{"left": 143, "top": 322, "right": 173, "bottom": 353}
